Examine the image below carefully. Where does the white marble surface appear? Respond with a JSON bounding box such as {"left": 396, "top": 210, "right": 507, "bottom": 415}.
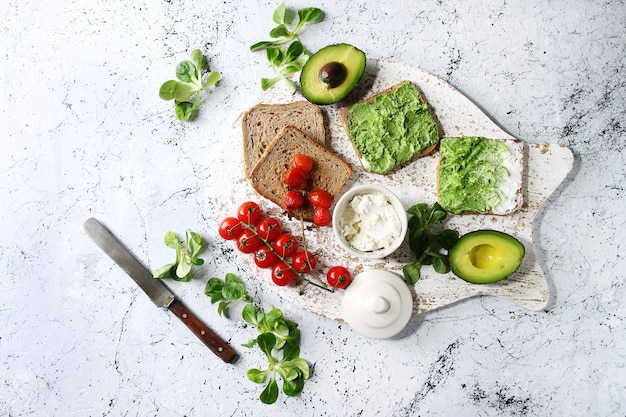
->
{"left": 1, "top": 0, "right": 625, "bottom": 416}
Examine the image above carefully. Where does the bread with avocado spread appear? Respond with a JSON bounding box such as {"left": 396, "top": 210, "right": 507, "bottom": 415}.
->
{"left": 339, "top": 81, "right": 440, "bottom": 175}
{"left": 437, "top": 136, "right": 525, "bottom": 215}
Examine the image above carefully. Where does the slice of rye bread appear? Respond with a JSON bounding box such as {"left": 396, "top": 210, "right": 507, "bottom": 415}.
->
{"left": 250, "top": 126, "right": 352, "bottom": 222}
{"left": 339, "top": 80, "right": 440, "bottom": 175}
{"left": 242, "top": 101, "right": 326, "bottom": 178}
{"left": 437, "top": 137, "right": 525, "bottom": 215}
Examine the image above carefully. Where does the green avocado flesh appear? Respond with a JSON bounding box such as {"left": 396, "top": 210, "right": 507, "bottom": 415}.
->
{"left": 300, "top": 43, "right": 366, "bottom": 105}
{"left": 449, "top": 230, "right": 525, "bottom": 284}
{"left": 346, "top": 81, "right": 439, "bottom": 174}
{"left": 438, "top": 136, "right": 510, "bottom": 214}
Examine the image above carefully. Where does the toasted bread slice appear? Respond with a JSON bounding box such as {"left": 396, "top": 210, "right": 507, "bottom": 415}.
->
{"left": 242, "top": 101, "right": 326, "bottom": 178}
{"left": 437, "top": 136, "right": 525, "bottom": 215}
{"left": 339, "top": 81, "right": 440, "bottom": 175}
{"left": 250, "top": 126, "right": 352, "bottom": 222}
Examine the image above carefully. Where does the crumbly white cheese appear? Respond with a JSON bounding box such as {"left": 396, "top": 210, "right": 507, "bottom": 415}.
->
{"left": 497, "top": 141, "right": 524, "bottom": 214}
{"left": 360, "top": 157, "right": 371, "bottom": 171}
{"left": 339, "top": 193, "right": 402, "bottom": 252}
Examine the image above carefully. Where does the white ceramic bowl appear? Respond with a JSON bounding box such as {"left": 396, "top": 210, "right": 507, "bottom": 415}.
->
{"left": 332, "top": 184, "right": 408, "bottom": 259}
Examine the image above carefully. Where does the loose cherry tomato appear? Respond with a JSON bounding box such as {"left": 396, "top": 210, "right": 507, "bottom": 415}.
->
{"left": 273, "top": 233, "right": 299, "bottom": 257}
{"left": 284, "top": 167, "right": 308, "bottom": 190}
{"left": 292, "top": 251, "right": 317, "bottom": 273}
{"left": 271, "top": 262, "right": 295, "bottom": 286}
{"left": 284, "top": 190, "right": 305, "bottom": 212}
{"left": 308, "top": 189, "right": 333, "bottom": 209}
{"left": 313, "top": 206, "right": 332, "bottom": 226}
{"left": 218, "top": 217, "right": 244, "bottom": 240}
{"left": 254, "top": 245, "right": 279, "bottom": 269}
{"left": 236, "top": 229, "right": 261, "bottom": 254}
{"left": 237, "top": 201, "right": 262, "bottom": 226}
{"left": 327, "top": 266, "right": 352, "bottom": 289}
{"left": 256, "top": 217, "right": 282, "bottom": 242}
{"left": 294, "top": 154, "right": 314, "bottom": 172}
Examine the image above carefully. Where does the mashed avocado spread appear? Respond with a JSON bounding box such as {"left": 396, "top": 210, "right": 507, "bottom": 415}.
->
{"left": 346, "top": 81, "right": 439, "bottom": 174}
{"left": 438, "top": 136, "right": 510, "bottom": 214}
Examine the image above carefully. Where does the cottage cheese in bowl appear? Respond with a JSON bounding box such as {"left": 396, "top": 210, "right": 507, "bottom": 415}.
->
{"left": 333, "top": 185, "right": 408, "bottom": 259}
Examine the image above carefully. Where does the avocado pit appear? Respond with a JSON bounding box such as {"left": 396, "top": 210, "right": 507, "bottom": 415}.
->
{"left": 318, "top": 62, "right": 347, "bottom": 88}
{"left": 468, "top": 244, "right": 500, "bottom": 269}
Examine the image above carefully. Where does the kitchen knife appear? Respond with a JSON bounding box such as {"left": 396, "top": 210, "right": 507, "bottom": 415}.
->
{"left": 83, "top": 217, "right": 237, "bottom": 363}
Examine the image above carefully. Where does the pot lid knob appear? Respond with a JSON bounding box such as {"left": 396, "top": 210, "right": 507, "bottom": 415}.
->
{"left": 342, "top": 269, "right": 413, "bottom": 338}
{"left": 371, "top": 295, "right": 390, "bottom": 314}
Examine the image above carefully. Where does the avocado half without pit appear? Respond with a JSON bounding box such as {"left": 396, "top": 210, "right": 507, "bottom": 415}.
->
{"left": 449, "top": 230, "right": 525, "bottom": 284}
{"left": 300, "top": 43, "right": 366, "bottom": 105}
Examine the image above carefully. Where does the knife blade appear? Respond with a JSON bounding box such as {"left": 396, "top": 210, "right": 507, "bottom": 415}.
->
{"left": 84, "top": 217, "right": 237, "bottom": 363}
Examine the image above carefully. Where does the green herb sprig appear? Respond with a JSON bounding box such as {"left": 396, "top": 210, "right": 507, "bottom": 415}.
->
{"left": 241, "top": 304, "right": 301, "bottom": 350}
{"left": 260, "top": 41, "right": 308, "bottom": 94}
{"left": 250, "top": 4, "right": 323, "bottom": 93}
{"left": 247, "top": 332, "right": 310, "bottom": 404}
{"left": 205, "top": 273, "right": 252, "bottom": 317}
{"left": 159, "top": 49, "right": 221, "bottom": 121}
{"left": 402, "top": 203, "right": 459, "bottom": 286}
{"left": 205, "top": 273, "right": 310, "bottom": 405}
{"left": 152, "top": 230, "right": 205, "bottom": 281}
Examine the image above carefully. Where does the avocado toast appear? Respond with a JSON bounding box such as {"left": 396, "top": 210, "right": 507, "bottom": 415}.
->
{"left": 437, "top": 136, "right": 525, "bottom": 215}
{"left": 339, "top": 81, "right": 440, "bottom": 175}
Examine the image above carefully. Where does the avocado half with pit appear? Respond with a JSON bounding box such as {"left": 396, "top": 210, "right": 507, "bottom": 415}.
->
{"left": 449, "top": 230, "right": 525, "bottom": 284}
{"left": 300, "top": 43, "right": 366, "bottom": 105}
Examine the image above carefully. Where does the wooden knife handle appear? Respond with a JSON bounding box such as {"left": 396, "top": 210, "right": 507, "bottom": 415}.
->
{"left": 168, "top": 300, "right": 238, "bottom": 363}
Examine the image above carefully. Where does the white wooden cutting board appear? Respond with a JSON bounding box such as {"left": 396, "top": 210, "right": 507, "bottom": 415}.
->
{"left": 215, "top": 59, "right": 574, "bottom": 321}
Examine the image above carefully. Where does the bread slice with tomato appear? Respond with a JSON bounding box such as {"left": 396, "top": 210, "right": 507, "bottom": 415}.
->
{"left": 249, "top": 126, "right": 352, "bottom": 222}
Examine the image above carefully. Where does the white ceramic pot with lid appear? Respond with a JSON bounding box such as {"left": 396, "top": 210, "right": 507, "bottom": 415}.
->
{"left": 341, "top": 269, "right": 413, "bottom": 338}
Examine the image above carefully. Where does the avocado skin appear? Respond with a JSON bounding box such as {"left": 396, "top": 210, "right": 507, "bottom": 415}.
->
{"left": 449, "top": 230, "right": 525, "bottom": 284}
{"left": 300, "top": 44, "right": 366, "bottom": 105}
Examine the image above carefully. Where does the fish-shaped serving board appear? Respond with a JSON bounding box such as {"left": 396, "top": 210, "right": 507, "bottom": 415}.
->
{"left": 215, "top": 59, "right": 574, "bottom": 321}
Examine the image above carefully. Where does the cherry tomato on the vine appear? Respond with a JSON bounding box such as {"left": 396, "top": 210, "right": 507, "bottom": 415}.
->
{"left": 273, "top": 233, "right": 299, "bottom": 257}
{"left": 218, "top": 217, "right": 244, "bottom": 240}
{"left": 294, "top": 154, "right": 314, "bottom": 172}
{"left": 271, "top": 262, "right": 295, "bottom": 286}
{"left": 313, "top": 206, "right": 332, "bottom": 226}
{"left": 254, "top": 245, "right": 279, "bottom": 269}
{"left": 236, "top": 229, "right": 261, "bottom": 254}
{"left": 292, "top": 251, "right": 317, "bottom": 273}
{"left": 237, "top": 201, "right": 262, "bottom": 226}
{"left": 284, "top": 167, "right": 308, "bottom": 190}
{"left": 284, "top": 190, "right": 305, "bottom": 212}
{"left": 327, "top": 266, "right": 352, "bottom": 289}
{"left": 308, "top": 189, "right": 333, "bottom": 209}
{"left": 256, "top": 217, "right": 282, "bottom": 242}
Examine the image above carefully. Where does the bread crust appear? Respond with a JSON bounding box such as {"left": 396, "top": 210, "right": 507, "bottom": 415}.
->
{"left": 242, "top": 101, "right": 325, "bottom": 178}
{"left": 339, "top": 81, "right": 441, "bottom": 175}
{"left": 249, "top": 126, "right": 352, "bottom": 222}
